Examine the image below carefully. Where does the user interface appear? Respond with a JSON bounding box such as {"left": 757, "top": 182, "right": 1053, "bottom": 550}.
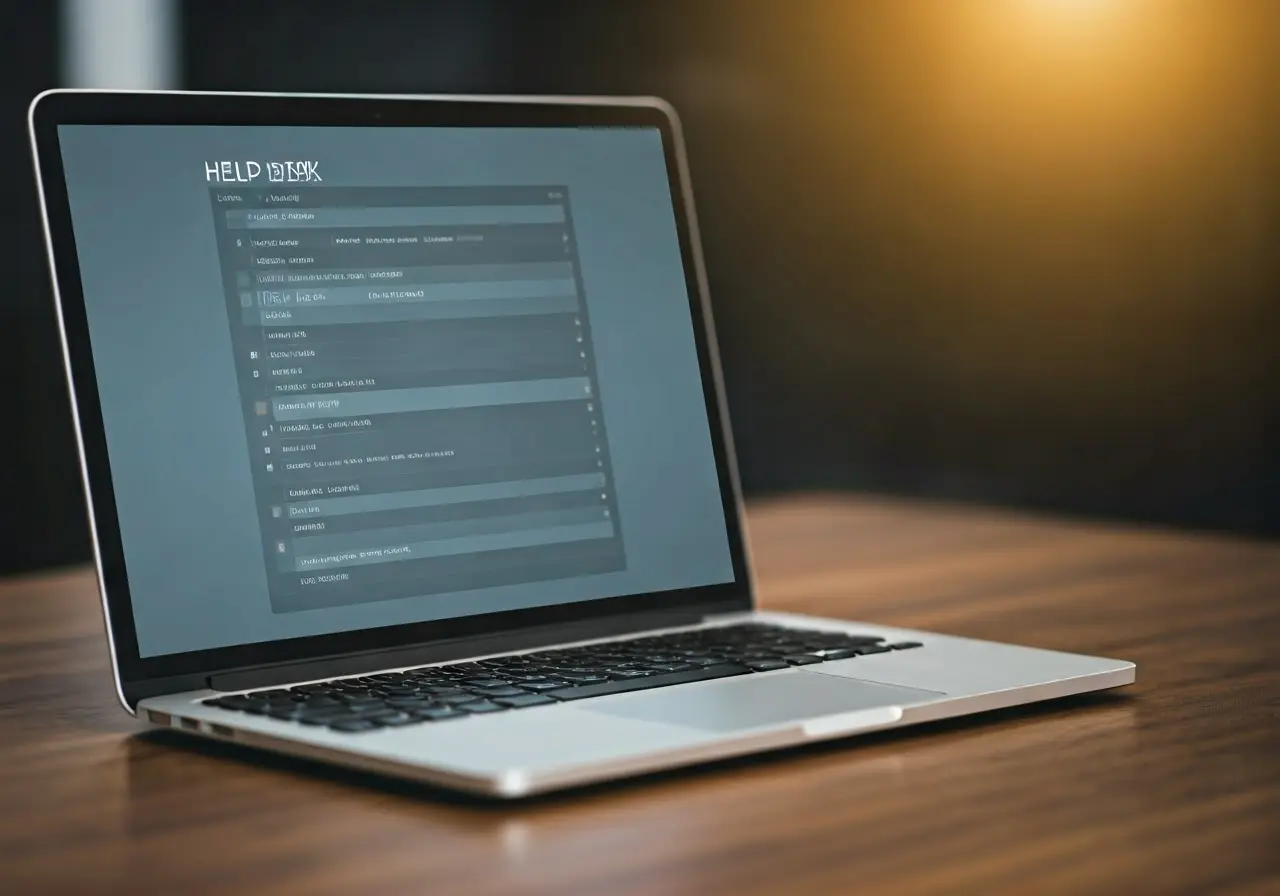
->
{"left": 57, "top": 122, "right": 735, "bottom": 658}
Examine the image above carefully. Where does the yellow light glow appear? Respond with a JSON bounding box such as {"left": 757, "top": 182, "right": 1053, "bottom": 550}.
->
{"left": 1019, "top": 0, "right": 1127, "bottom": 27}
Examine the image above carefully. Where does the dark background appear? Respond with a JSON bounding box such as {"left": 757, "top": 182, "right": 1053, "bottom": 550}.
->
{"left": 4, "top": 0, "right": 1277, "bottom": 574}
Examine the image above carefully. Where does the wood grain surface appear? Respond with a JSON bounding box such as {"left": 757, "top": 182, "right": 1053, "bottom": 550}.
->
{"left": 0, "top": 496, "right": 1277, "bottom": 894}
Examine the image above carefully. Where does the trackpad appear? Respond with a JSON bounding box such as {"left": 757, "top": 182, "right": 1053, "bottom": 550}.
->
{"left": 585, "top": 670, "right": 944, "bottom": 733}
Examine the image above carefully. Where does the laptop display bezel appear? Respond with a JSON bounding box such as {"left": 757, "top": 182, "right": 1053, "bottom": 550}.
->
{"left": 29, "top": 90, "right": 753, "bottom": 703}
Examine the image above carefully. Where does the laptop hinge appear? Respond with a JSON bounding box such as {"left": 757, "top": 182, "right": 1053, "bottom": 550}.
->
{"left": 206, "top": 606, "right": 714, "bottom": 692}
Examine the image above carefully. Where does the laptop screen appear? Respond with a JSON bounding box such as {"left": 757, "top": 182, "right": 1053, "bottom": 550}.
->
{"left": 55, "top": 123, "right": 734, "bottom": 659}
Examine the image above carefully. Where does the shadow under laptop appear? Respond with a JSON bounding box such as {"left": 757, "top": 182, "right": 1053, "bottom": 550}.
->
{"left": 126, "top": 689, "right": 1137, "bottom": 811}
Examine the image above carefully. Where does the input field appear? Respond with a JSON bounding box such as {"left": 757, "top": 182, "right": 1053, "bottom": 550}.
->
{"left": 227, "top": 205, "right": 566, "bottom": 229}
{"left": 255, "top": 278, "right": 577, "bottom": 307}
{"left": 287, "top": 472, "right": 607, "bottom": 518}
{"left": 271, "top": 376, "right": 592, "bottom": 420}
{"left": 247, "top": 294, "right": 579, "bottom": 326}
{"left": 292, "top": 521, "right": 616, "bottom": 572}
{"left": 292, "top": 505, "right": 608, "bottom": 555}
{"left": 257, "top": 261, "right": 574, "bottom": 286}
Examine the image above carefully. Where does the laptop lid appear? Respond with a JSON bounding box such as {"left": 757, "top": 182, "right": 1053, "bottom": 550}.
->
{"left": 29, "top": 91, "right": 751, "bottom": 708}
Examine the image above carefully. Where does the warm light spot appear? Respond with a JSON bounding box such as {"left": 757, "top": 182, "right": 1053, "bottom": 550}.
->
{"left": 997, "top": 0, "right": 1142, "bottom": 64}
{"left": 1029, "top": 0, "right": 1119, "bottom": 15}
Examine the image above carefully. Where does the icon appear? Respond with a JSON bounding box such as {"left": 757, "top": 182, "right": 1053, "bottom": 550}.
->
{"left": 236, "top": 271, "right": 250, "bottom": 287}
{"left": 576, "top": 335, "right": 583, "bottom": 343}
{"left": 584, "top": 384, "right": 592, "bottom": 394}
{"left": 271, "top": 506, "right": 282, "bottom": 518}
{"left": 587, "top": 403, "right": 594, "bottom": 412}
{"left": 252, "top": 370, "right": 260, "bottom": 378}
{"left": 239, "top": 291, "right": 253, "bottom": 307}
{"left": 580, "top": 351, "right": 586, "bottom": 359}
{"left": 276, "top": 541, "right": 287, "bottom": 554}
{"left": 261, "top": 429, "right": 269, "bottom": 438}
{"left": 265, "top": 462, "right": 274, "bottom": 472}
{"left": 264, "top": 446, "right": 271, "bottom": 454}
{"left": 596, "top": 446, "right": 601, "bottom": 453}
{"left": 601, "top": 493, "right": 607, "bottom": 500}
{"left": 249, "top": 350, "right": 258, "bottom": 359}
{"left": 604, "top": 509, "right": 611, "bottom": 517}
{"left": 597, "top": 459, "right": 603, "bottom": 467}
{"left": 254, "top": 401, "right": 268, "bottom": 416}
{"left": 574, "top": 317, "right": 581, "bottom": 326}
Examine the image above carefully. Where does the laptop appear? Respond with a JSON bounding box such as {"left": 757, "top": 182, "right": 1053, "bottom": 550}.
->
{"left": 29, "top": 89, "right": 1135, "bottom": 798}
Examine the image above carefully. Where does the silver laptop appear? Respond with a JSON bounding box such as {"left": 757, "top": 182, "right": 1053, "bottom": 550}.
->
{"left": 30, "top": 89, "right": 1134, "bottom": 798}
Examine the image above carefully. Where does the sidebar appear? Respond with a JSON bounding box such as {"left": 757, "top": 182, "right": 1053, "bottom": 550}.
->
{"left": 209, "top": 185, "right": 626, "bottom": 613}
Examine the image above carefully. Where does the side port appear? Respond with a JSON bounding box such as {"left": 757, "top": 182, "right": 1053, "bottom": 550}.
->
{"left": 210, "top": 724, "right": 235, "bottom": 737}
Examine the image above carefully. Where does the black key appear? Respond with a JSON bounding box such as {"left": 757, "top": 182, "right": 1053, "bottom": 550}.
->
{"left": 821, "top": 648, "right": 868, "bottom": 661}
{"left": 328, "top": 719, "right": 381, "bottom": 732}
{"left": 413, "top": 707, "right": 466, "bottom": 721}
{"left": 857, "top": 644, "right": 893, "bottom": 655}
{"left": 515, "top": 681, "right": 564, "bottom": 692}
{"left": 506, "top": 674, "right": 551, "bottom": 683}
{"left": 493, "top": 694, "right": 556, "bottom": 709}
{"left": 745, "top": 659, "right": 789, "bottom": 672}
{"left": 447, "top": 663, "right": 490, "bottom": 675}
{"left": 607, "top": 670, "right": 653, "bottom": 680}
{"left": 462, "top": 678, "right": 512, "bottom": 689}
{"left": 296, "top": 714, "right": 343, "bottom": 726}
{"left": 456, "top": 700, "right": 507, "bottom": 714}
{"left": 473, "top": 686, "right": 528, "bottom": 698}
{"left": 888, "top": 641, "right": 923, "bottom": 650}
{"left": 549, "top": 663, "right": 751, "bottom": 701}
{"left": 554, "top": 672, "right": 610, "bottom": 683}
{"left": 830, "top": 635, "right": 887, "bottom": 647}
{"left": 302, "top": 710, "right": 362, "bottom": 725}
{"left": 291, "top": 684, "right": 332, "bottom": 694}
{"left": 342, "top": 700, "right": 388, "bottom": 713}
{"left": 297, "top": 696, "right": 344, "bottom": 709}
{"left": 362, "top": 711, "right": 417, "bottom": 726}
{"left": 433, "top": 693, "right": 481, "bottom": 705}
{"left": 783, "top": 654, "right": 823, "bottom": 666}
{"left": 385, "top": 696, "right": 436, "bottom": 709}
{"left": 241, "top": 703, "right": 272, "bottom": 715}
{"left": 266, "top": 707, "right": 302, "bottom": 720}
{"left": 640, "top": 663, "right": 697, "bottom": 673}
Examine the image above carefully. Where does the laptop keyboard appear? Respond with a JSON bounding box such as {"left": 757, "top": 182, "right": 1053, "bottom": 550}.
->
{"left": 200, "top": 622, "right": 922, "bottom": 733}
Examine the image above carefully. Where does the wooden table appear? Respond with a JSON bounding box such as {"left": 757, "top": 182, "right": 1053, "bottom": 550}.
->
{"left": 1, "top": 497, "right": 1277, "bottom": 894}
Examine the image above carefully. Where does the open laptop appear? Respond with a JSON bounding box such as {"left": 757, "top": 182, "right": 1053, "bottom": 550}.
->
{"left": 29, "top": 90, "right": 1134, "bottom": 798}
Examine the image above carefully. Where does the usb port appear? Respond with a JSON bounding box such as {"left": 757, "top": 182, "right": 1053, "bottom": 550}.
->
{"left": 180, "top": 717, "right": 200, "bottom": 731}
{"left": 210, "top": 724, "right": 234, "bottom": 737}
